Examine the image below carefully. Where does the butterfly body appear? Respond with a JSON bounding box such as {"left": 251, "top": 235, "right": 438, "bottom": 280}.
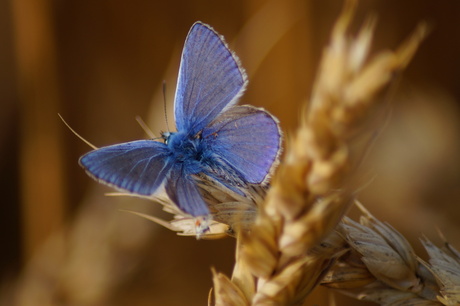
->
{"left": 164, "top": 127, "right": 249, "bottom": 193}
{"left": 80, "top": 22, "right": 281, "bottom": 218}
{"left": 165, "top": 131, "right": 204, "bottom": 165}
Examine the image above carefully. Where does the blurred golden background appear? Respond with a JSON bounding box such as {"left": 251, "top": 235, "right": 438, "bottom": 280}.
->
{"left": 1, "top": 0, "right": 459, "bottom": 305}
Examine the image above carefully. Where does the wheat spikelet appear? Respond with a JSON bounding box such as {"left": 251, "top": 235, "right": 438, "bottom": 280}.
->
{"left": 321, "top": 202, "right": 460, "bottom": 305}
{"left": 420, "top": 236, "right": 460, "bottom": 305}
{"left": 210, "top": 0, "right": 429, "bottom": 304}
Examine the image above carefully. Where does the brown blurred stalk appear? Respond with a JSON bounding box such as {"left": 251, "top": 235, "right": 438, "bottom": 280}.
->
{"left": 11, "top": 0, "right": 66, "bottom": 259}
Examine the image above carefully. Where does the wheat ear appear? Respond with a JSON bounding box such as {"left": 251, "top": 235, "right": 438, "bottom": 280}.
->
{"left": 211, "top": 0, "right": 428, "bottom": 304}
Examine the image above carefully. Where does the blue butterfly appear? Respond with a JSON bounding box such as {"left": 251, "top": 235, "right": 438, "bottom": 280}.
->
{"left": 80, "top": 22, "right": 281, "bottom": 217}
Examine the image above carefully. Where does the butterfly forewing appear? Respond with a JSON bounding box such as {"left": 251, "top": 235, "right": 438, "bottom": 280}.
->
{"left": 202, "top": 106, "right": 281, "bottom": 184}
{"left": 79, "top": 140, "right": 171, "bottom": 195}
{"left": 174, "top": 22, "right": 247, "bottom": 136}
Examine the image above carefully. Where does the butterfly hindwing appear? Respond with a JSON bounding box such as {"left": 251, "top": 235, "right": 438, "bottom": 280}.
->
{"left": 165, "top": 165, "right": 210, "bottom": 217}
{"left": 202, "top": 106, "right": 281, "bottom": 184}
{"left": 174, "top": 22, "right": 247, "bottom": 135}
{"left": 79, "top": 140, "right": 172, "bottom": 195}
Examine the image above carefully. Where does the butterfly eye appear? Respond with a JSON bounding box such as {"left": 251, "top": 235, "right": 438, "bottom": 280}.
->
{"left": 161, "top": 131, "right": 171, "bottom": 144}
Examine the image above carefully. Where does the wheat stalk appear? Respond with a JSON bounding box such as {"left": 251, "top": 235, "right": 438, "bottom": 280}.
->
{"left": 209, "top": 0, "right": 429, "bottom": 304}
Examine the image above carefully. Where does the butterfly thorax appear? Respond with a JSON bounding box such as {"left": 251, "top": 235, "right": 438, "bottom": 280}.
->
{"left": 165, "top": 131, "right": 208, "bottom": 172}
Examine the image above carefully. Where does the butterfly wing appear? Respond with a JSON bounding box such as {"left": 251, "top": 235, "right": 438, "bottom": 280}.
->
{"left": 165, "top": 165, "right": 209, "bottom": 216}
{"left": 79, "top": 140, "right": 172, "bottom": 195}
{"left": 174, "top": 22, "right": 247, "bottom": 136}
{"left": 202, "top": 106, "right": 281, "bottom": 184}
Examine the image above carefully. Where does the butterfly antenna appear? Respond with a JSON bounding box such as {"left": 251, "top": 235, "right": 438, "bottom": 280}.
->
{"left": 162, "top": 80, "right": 171, "bottom": 133}
{"left": 58, "top": 113, "right": 98, "bottom": 150}
{"left": 135, "top": 116, "right": 156, "bottom": 139}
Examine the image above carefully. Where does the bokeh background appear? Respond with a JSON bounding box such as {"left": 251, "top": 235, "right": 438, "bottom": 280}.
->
{"left": 1, "top": 0, "right": 459, "bottom": 305}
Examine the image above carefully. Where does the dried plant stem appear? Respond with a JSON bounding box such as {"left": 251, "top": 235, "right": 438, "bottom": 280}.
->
{"left": 211, "top": 1, "right": 428, "bottom": 305}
